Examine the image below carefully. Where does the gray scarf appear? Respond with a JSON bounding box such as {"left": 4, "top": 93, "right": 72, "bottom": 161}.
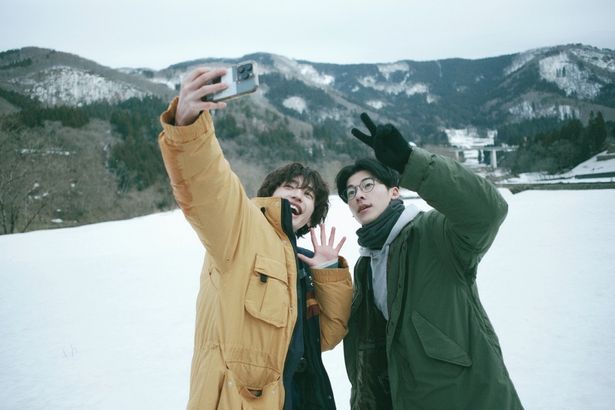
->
{"left": 358, "top": 204, "right": 420, "bottom": 319}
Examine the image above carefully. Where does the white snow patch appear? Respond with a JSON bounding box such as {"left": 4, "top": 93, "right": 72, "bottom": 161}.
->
{"left": 150, "top": 77, "right": 179, "bottom": 90}
{"left": 273, "top": 56, "right": 334, "bottom": 86}
{"left": 12, "top": 65, "right": 148, "bottom": 106}
{"left": 358, "top": 76, "right": 429, "bottom": 97}
{"left": 508, "top": 101, "right": 579, "bottom": 120}
{"left": 569, "top": 48, "right": 615, "bottom": 73}
{"left": 317, "top": 110, "right": 343, "bottom": 122}
{"left": 282, "top": 96, "right": 307, "bottom": 114}
{"left": 19, "top": 148, "right": 72, "bottom": 156}
{"left": 539, "top": 53, "right": 601, "bottom": 99}
{"left": 366, "top": 100, "right": 385, "bottom": 110}
{"left": 567, "top": 150, "right": 615, "bottom": 176}
{"left": 425, "top": 94, "right": 438, "bottom": 104}
{"left": 505, "top": 50, "right": 540, "bottom": 75}
{"left": 445, "top": 128, "right": 496, "bottom": 149}
{"left": 298, "top": 65, "right": 334, "bottom": 86}
{"left": 377, "top": 62, "right": 410, "bottom": 80}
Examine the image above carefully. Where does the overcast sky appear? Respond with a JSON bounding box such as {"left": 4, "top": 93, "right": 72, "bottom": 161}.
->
{"left": 2, "top": 0, "right": 614, "bottom": 69}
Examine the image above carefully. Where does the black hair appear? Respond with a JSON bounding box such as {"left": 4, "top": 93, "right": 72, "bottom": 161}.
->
{"left": 335, "top": 158, "right": 400, "bottom": 203}
{"left": 257, "top": 162, "right": 329, "bottom": 236}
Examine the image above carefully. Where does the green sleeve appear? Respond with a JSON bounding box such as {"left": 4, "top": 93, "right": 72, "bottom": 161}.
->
{"left": 400, "top": 147, "right": 508, "bottom": 278}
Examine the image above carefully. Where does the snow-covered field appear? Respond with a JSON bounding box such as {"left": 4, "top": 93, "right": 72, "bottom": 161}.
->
{"left": 1, "top": 189, "right": 614, "bottom": 409}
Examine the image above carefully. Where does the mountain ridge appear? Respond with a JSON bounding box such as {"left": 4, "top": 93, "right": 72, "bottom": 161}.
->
{"left": 1, "top": 44, "right": 614, "bottom": 234}
{"left": 2, "top": 44, "right": 615, "bottom": 137}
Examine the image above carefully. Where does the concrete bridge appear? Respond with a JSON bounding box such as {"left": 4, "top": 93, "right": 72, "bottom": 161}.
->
{"left": 421, "top": 144, "right": 518, "bottom": 169}
{"left": 453, "top": 145, "right": 517, "bottom": 169}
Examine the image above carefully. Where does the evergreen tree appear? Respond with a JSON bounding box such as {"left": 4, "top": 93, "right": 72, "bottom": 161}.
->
{"left": 587, "top": 111, "right": 607, "bottom": 154}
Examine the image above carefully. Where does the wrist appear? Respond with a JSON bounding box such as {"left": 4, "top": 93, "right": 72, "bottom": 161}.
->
{"left": 313, "top": 258, "right": 339, "bottom": 269}
{"left": 175, "top": 112, "right": 196, "bottom": 127}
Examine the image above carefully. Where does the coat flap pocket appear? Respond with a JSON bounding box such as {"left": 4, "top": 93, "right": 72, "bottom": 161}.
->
{"left": 245, "top": 254, "right": 290, "bottom": 328}
{"left": 254, "top": 254, "right": 288, "bottom": 284}
{"left": 411, "top": 311, "right": 472, "bottom": 367}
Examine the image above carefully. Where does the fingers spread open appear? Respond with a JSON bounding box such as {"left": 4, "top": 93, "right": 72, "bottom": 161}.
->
{"left": 309, "top": 227, "right": 319, "bottom": 248}
{"left": 319, "top": 223, "right": 326, "bottom": 245}
{"left": 335, "top": 236, "right": 347, "bottom": 253}
{"left": 328, "top": 226, "right": 336, "bottom": 247}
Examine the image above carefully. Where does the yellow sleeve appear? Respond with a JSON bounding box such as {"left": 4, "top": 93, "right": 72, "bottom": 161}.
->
{"left": 158, "top": 98, "right": 253, "bottom": 264}
{"left": 312, "top": 256, "right": 353, "bottom": 351}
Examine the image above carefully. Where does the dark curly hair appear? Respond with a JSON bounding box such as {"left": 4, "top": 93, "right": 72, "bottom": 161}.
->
{"left": 257, "top": 163, "right": 329, "bottom": 236}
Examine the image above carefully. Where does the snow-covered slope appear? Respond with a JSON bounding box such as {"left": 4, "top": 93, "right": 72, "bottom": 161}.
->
{"left": 539, "top": 52, "right": 602, "bottom": 99}
{"left": 11, "top": 65, "right": 149, "bottom": 106}
{"left": 1, "top": 191, "right": 614, "bottom": 409}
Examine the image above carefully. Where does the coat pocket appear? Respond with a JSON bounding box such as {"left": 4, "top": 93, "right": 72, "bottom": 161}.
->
{"left": 217, "top": 368, "right": 283, "bottom": 410}
{"left": 411, "top": 311, "right": 472, "bottom": 367}
{"left": 244, "top": 254, "right": 289, "bottom": 328}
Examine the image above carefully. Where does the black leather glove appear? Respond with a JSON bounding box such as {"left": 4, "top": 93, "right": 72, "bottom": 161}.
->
{"left": 351, "top": 113, "right": 412, "bottom": 174}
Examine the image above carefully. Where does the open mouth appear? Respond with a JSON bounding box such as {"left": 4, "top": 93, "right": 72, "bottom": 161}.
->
{"left": 290, "top": 204, "right": 301, "bottom": 216}
{"left": 357, "top": 204, "right": 371, "bottom": 213}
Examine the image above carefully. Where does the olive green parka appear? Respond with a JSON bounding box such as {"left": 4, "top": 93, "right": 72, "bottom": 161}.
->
{"left": 344, "top": 147, "right": 523, "bottom": 410}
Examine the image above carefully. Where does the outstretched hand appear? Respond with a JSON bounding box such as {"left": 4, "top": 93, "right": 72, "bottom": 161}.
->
{"left": 351, "top": 112, "right": 412, "bottom": 174}
{"left": 298, "top": 224, "right": 346, "bottom": 268}
{"left": 175, "top": 67, "right": 229, "bottom": 126}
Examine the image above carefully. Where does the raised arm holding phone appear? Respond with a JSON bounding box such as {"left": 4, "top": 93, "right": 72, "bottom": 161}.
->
{"left": 159, "top": 66, "right": 352, "bottom": 410}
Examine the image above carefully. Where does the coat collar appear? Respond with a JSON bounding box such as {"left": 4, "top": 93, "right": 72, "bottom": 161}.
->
{"left": 252, "top": 196, "right": 295, "bottom": 240}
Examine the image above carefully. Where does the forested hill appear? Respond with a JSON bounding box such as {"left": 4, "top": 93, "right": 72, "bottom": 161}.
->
{"left": 1, "top": 44, "right": 614, "bottom": 234}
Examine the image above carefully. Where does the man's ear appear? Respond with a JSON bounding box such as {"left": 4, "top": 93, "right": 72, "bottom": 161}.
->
{"left": 390, "top": 186, "right": 401, "bottom": 199}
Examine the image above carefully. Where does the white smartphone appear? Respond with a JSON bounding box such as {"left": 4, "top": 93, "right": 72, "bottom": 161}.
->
{"left": 205, "top": 62, "right": 259, "bottom": 102}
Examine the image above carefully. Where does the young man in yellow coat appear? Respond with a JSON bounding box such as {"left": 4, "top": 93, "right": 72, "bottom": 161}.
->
{"left": 158, "top": 67, "right": 352, "bottom": 410}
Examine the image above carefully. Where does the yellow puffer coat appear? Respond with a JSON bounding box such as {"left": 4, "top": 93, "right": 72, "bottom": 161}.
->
{"left": 159, "top": 98, "right": 353, "bottom": 409}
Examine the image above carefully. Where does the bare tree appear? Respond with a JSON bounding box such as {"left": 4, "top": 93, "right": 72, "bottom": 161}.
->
{"left": 0, "top": 124, "right": 50, "bottom": 234}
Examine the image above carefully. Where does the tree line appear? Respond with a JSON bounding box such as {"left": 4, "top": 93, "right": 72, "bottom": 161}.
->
{"left": 2, "top": 83, "right": 613, "bottom": 233}
{"left": 500, "top": 112, "right": 613, "bottom": 174}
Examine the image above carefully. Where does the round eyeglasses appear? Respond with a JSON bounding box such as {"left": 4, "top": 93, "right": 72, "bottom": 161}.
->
{"left": 342, "top": 177, "right": 378, "bottom": 201}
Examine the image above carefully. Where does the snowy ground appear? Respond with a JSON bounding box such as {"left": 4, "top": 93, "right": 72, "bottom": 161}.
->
{"left": 1, "top": 190, "right": 615, "bottom": 409}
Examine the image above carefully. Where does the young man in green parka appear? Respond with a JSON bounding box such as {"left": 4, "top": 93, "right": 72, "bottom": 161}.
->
{"left": 336, "top": 113, "right": 524, "bottom": 409}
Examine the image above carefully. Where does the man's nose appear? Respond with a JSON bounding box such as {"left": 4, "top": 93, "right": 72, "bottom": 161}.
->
{"left": 290, "top": 189, "right": 303, "bottom": 201}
